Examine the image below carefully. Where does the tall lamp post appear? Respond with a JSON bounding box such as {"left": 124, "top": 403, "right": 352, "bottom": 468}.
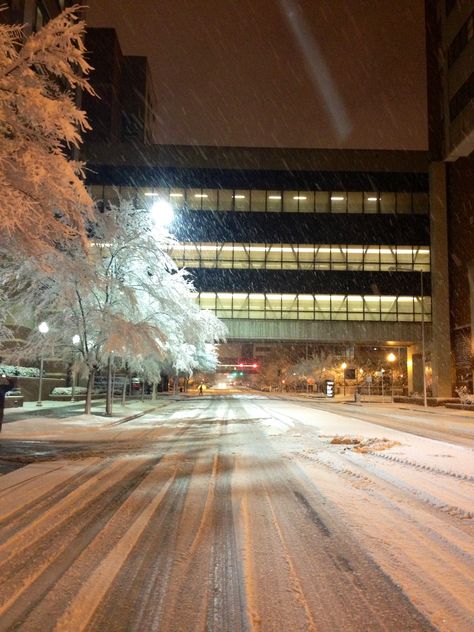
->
{"left": 387, "top": 352, "right": 396, "bottom": 402}
{"left": 341, "top": 362, "right": 347, "bottom": 396}
{"left": 71, "top": 335, "right": 80, "bottom": 402}
{"left": 420, "top": 271, "right": 428, "bottom": 407}
{"left": 36, "top": 321, "right": 49, "bottom": 407}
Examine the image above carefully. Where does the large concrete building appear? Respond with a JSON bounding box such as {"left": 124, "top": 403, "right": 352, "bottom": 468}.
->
{"left": 425, "top": 0, "right": 474, "bottom": 393}
{"left": 83, "top": 28, "right": 159, "bottom": 144}
{"left": 84, "top": 143, "right": 433, "bottom": 393}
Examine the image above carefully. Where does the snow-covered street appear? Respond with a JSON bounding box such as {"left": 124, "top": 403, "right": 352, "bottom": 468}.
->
{"left": 0, "top": 395, "right": 473, "bottom": 631}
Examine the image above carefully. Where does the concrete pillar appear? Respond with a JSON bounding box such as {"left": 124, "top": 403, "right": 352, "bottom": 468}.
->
{"left": 468, "top": 262, "right": 474, "bottom": 387}
{"left": 429, "top": 162, "right": 453, "bottom": 396}
{"left": 407, "top": 344, "right": 423, "bottom": 395}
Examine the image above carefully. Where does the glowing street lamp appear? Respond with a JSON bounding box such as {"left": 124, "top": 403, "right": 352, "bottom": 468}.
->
{"left": 36, "top": 321, "right": 49, "bottom": 407}
{"left": 341, "top": 361, "right": 347, "bottom": 396}
{"left": 71, "top": 335, "right": 81, "bottom": 402}
{"left": 149, "top": 199, "right": 174, "bottom": 232}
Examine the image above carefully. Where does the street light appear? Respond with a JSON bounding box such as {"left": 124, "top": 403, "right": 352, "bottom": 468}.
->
{"left": 149, "top": 199, "right": 174, "bottom": 231}
{"left": 387, "top": 352, "right": 396, "bottom": 402}
{"left": 341, "top": 362, "right": 347, "bottom": 396}
{"left": 71, "top": 335, "right": 80, "bottom": 402}
{"left": 36, "top": 321, "right": 49, "bottom": 407}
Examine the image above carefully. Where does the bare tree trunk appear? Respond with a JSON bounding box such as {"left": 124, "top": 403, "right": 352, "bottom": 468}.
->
{"left": 141, "top": 378, "right": 145, "bottom": 402}
{"left": 152, "top": 382, "right": 157, "bottom": 401}
{"left": 121, "top": 375, "right": 127, "bottom": 406}
{"left": 105, "top": 356, "right": 112, "bottom": 416}
{"left": 85, "top": 367, "right": 95, "bottom": 415}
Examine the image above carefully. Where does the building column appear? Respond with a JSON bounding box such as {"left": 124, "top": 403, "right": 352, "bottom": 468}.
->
{"left": 429, "top": 162, "right": 453, "bottom": 396}
{"left": 468, "top": 262, "right": 474, "bottom": 388}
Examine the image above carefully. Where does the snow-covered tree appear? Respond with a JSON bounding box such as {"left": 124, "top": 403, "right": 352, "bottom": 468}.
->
{"left": 0, "top": 6, "right": 94, "bottom": 258}
{"left": 1, "top": 200, "right": 226, "bottom": 413}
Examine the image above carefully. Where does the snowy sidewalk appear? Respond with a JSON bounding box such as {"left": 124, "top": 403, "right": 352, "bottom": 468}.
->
{"left": 1, "top": 398, "right": 168, "bottom": 439}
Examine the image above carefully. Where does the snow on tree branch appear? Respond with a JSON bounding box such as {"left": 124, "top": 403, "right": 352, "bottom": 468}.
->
{"left": 0, "top": 6, "right": 94, "bottom": 258}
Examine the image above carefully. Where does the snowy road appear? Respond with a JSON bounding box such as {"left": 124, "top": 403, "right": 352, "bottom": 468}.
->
{"left": 0, "top": 395, "right": 473, "bottom": 631}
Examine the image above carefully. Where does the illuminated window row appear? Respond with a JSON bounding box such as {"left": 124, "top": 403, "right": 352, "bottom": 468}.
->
{"left": 197, "top": 293, "right": 431, "bottom": 322}
{"left": 90, "top": 185, "right": 429, "bottom": 215}
{"left": 167, "top": 243, "right": 430, "bottom": 272}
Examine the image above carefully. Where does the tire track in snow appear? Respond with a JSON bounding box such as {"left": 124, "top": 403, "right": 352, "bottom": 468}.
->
{"left": 0, "top": 455, "right": 162, "bottom": 631}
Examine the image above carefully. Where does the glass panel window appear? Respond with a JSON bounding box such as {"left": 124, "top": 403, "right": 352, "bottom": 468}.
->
{"left": 364, "top": 296, "right": 380, "bottom": 320}
{"left": 413, "top": 192, "right": 429, "bottom": 214}
{"left": 233, "top": 245, "right": 249, "bottom": 269}
{"left": 379, "top": 246, "right": 397, "bottom": 271}
{"left": 218, "top": 189, "right": 233, "bottom": 211}
{"left": 331, "top": 295, "right": 347, "bottom": 315}
{"left": 364, "top": 192, "right": 379, "bottom": 213}
{"left": 199, "top": 292, "right": 216, "bottom": 310}
{"left": 234, "top": 190, "right": 250, "bottom": 211}
{"left": 169, "top": 187, "right": 185, "bottom": 209}
{"left": 380, "top": 192, "right": 396, "bottom": 213}
{"left": 251, "top": 190, "right": 266, "bottom": 212}
{"left": 413, "top": 247, "right": 430, "bottom": 271}
{"left": 348, "top": 192, "right": 363, "bottom": 213}
{"left": 396, "top": 192, "right": 412, "bottom": 214}
{"left": 315, "top": 191, "right": 330, "bottom": 213}
{"left": 233, "top": 293, "right": 249, "bottom": 317}
{"left": 267, "top": 191, "right": 282, "bottom": 212}
{"left": 297, "top": 191, "right": 314, "bottom": 213}
{"left": 330, "top": 192, "right": 346, "bottom": 213}
{"left": 314, "top": 295, "right": 331, "bottom": 315}
{"left": 397, "top": 296, "right": 414, "bottom": 314}
{"left": 299, "top": 245, "right": 315, "bottom": 270}
{"left": 346, "top": 245, "right": 364, "bottom": 270}
{"left": 380, "top": 296, "right": 397, "bottom": 321}
{"left": 396, "top": 247, "right": 414, "bottom": 268}
{"left": 265, "top": 295, "right": 282, "bottom": 318}
{"left": 347, "top": 296, "right": 364, "bottom": 315}
{"left": 187, "top": 188, "right": 202, "bottom": 210}
{"left": 298, "top": 295, "right": 314, "bottom": 313}
{"left": 364, "top": 246, "right": 380, "bottom": 270}
{"left": 283, "top": 191, "right": 299, "bottom": 213}
{"left": 201, "top": 189, "right": 217, "bottom": 210}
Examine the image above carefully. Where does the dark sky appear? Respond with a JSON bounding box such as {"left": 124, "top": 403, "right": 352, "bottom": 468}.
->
{"left": 86, "top": 0, "right": 428, "bottom": 150}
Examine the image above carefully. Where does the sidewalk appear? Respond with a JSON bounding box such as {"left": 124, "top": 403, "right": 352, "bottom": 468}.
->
{"left": 1, "top": 397, "right": 168, "bottom": 439}
{"left": 265, "top": 391, "right": 474, "bottom": 420}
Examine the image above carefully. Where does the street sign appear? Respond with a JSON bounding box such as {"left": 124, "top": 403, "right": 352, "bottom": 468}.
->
{"left": 326, "top": 380, "right": 335, "bottom": 398}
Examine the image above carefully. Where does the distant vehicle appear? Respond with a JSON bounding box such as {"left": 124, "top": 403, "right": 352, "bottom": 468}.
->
{"left": 131, "top": 377, "right": 141, "bottom": 391}
{"left": 5, "top": 388, "right": 24, "bottom": 408}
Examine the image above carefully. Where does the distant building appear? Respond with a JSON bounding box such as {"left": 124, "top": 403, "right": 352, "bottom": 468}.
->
{"left": 83, "top": 28, "right": 158, "bottom": 144}
{"left": 0, "top": 0, "right": 68, "bottom": 31}
{"left": 84, "top": 142, "right": 435, "bottom": 395}
{"left": 425, "top": 0, "right": 474, "bottom": 392}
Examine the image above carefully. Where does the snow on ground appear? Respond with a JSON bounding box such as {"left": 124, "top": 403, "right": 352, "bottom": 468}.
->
{"left": 0, "top": 396, "right": 472, "bottom": 631}
{"left": 252, "top": 398, "right": 474, "bottom": 631}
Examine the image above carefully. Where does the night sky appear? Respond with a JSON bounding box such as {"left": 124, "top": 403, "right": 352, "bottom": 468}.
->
{"left": 86, "top": 0, "right": 427, "bottom": 150}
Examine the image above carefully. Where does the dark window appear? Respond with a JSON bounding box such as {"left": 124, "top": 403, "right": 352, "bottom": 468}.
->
{"left": 448, "top": 12, "right": 474, "bottom": 67}
{"left": 449, "top": 72, "right": 474, "bottom": 121}
{"left": 34, "top": 2, "right": 49, "bottom": 31}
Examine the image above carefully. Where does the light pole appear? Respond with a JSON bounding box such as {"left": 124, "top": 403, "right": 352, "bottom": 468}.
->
{"left": 387, "top": 352, "right": 396, "bottom": 402}
{"left": 71, "top": 335, "right": 80, "bottom": 402}
{"left": 420, "top": 271, "right": 428, "bottom": 407}
{"left": 36, "top": 321, "right": 49, "bottom": 407}
{"left": 341, "top": 362, "right": 347, "bottom": 396}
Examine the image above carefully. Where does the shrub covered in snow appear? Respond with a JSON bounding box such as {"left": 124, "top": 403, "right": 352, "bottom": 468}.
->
{"left": 51, "top": 386, "right": 88, "bottom": 396}
{"left": 0, "top": 364, "right": 39, "bottom": 377}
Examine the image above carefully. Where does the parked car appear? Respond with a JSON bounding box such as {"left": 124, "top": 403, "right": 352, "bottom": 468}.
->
{"left": 131, "top": 377, "right": 142, "bottom": 391}
{"left": 5, "top": 388, "right": 24, "bottom": 408}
